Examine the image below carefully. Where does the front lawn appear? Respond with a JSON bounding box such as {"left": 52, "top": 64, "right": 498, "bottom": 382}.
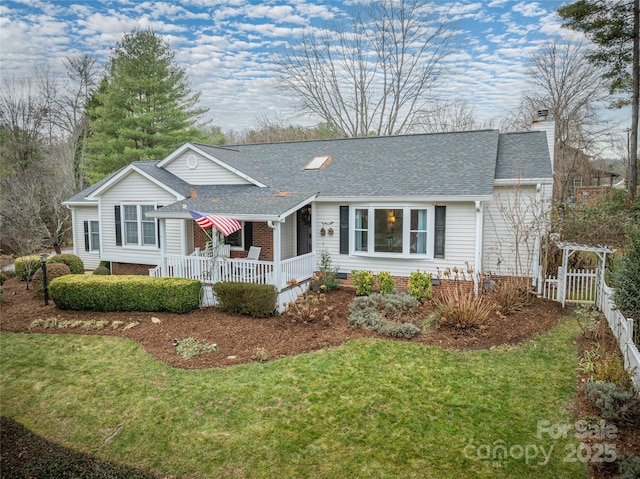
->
{"left": 0, "top": 318, "right": 586, "bottom": 478}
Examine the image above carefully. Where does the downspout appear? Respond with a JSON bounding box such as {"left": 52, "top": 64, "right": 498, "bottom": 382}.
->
{"left": 268, "top": 220, "right": 281, "bottom": 290}
{"left": 474, "top": 200, "right": 483, "bottom": 294}
{"left": 532, "top": 184, "right": 542, "bottom": 291}
{"left": 160, "top": 218, "right": 167, "bottom": 277}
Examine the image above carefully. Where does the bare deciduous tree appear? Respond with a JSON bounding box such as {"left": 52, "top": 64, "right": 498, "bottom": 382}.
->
{"left": 502, "top": 40, "right": 613, "bottom": 201}
{"left": 0, "top": 60, "right": 94, "bottom": 255}
{"left": 275, "top": 0, "right": 451, "bottom": 137}
{"left": 420, "top": 100, "right": 495, "bottom": 133}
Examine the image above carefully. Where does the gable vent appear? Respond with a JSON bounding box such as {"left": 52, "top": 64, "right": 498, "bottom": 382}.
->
{"left": 305, "top": 155, "right": 332, "bottom": 170}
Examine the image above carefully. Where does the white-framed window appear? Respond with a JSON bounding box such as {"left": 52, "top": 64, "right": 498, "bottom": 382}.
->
{"left": 121, "top": 203, "right": 158, "bottom": 247}
{"left": 89, "top": 220, "right": 100, "bottom": 252}
{"left": 351, "top": 206, "right": 434, "bottom": 257}
{"left": 84, "top": 220, "right": 100, "bottom": 252}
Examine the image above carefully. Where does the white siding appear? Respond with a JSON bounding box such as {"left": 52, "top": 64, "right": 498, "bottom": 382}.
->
{"left": 483, "top": 184, "right": 551, "bottom": 277}
{"left": 280, "top": 213, "right": 296, "bottom": 260}
{"left": 99, "top": 170, "right": 181, "bottom": 266}
{"left": 71, "top": 205, "right": 101, "bottom": 271}
{"left": 314, "top": 202, "right": 477, "bottom": 278}
{"left": 163, "top": 151, "right": 251, "bottom": 185}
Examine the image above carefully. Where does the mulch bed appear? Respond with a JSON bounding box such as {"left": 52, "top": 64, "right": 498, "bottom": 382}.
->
{"left": 0, "top": 276, "right": 564, "bottom": 369}
{"left": 3, "top": 275, "right": 639, "bottom": 478}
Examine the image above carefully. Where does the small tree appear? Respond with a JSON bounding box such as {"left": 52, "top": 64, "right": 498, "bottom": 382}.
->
{"left": 614, "top": 225, "right": 640, "bottom": 321}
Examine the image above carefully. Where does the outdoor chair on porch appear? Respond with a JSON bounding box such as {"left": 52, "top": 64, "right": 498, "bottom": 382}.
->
{"left": 235, "top": 246, "right": 261, "bottom": 282}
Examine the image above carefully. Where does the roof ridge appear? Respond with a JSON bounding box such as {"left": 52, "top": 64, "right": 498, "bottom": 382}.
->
{"left": 194, "top": 129, "right": 500, "bottom": 149}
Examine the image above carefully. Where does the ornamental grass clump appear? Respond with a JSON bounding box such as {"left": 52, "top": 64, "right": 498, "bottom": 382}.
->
{"left": 434, "top": 285, "right": 495, "bottom": 330}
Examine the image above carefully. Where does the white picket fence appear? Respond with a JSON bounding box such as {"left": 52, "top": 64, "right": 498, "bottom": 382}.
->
{"left": 541, "top": 268, "right": 597, "bottom": 304}
{"left": 542, "top": 268, "right": 639, "bottom": 389}
{"left": 597, "top": 284, "right": 640, "bottom": 389}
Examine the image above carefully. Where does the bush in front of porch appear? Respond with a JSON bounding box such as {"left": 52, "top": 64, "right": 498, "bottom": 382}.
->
{"left": 49, "top": 275, "right": 201, "bottom": 313}
{"left": 213, "top": 282, "right": 277, "bottom": 318}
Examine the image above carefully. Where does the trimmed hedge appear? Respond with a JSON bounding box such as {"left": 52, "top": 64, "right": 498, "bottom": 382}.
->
{"left": 47, "top": 253, "right": 84, "bottom": 274}
{"left": 49, "top": 275, "right": 201, "bottom": 313}
{"left": 31, "top": 263, "right": 71, "bottom": 299}
{"left": 14, "top": 255, "right": 42, "bottom": 281}
{"left": 213, "top": 282, "right": 277, "bottom": 318}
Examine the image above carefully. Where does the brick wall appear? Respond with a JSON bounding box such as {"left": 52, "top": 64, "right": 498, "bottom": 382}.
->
{"left": 252, "top": 222, "right": 273, "bottom": 261}
{"left": 111, "top": 262, "right": 156, "bottom": 275}
{"left": 192, "top": 221, "right": 274, "bottom": 261}
{"left": 332, "top": 272, "right": 474, "bottom": 295}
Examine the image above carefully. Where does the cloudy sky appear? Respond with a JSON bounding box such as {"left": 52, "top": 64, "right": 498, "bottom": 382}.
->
{"left": 0, "top": 0, "right": 628, "bottom": 134}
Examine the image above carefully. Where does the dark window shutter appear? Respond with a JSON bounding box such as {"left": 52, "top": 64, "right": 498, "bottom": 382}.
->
{"left": 244, "top": 222, "right": 253, "bottom": 249}
{"left": 156, "top": 206, "right": 163, "bottom": 249}
{"left": 434, "top": 206, "right": 446, "bottom": 259}
{"left": 339, "top": 206, "right": 349, "bottom": 254}
{"left": 114, "top": 206, "right": 122, "bottom": 246}
{"left": 83, "top": 221, "right": 90, "bottom": 251}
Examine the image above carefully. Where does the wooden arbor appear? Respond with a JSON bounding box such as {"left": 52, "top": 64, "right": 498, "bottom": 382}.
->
{"left": 555, "top": 241, "right": 616, "bottom": 308}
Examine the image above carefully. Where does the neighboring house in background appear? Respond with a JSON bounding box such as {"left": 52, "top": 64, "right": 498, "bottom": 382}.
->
{"left": 63, "top": 122, "right": 554, "bottom": 307}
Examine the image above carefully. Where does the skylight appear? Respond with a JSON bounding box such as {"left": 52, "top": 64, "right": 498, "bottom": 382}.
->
{"left": 304, "top": 155, "right": 331, "bottom": 170}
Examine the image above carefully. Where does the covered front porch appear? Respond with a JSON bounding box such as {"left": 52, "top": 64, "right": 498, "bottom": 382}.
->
{"left": 150, "top": 251, "right": 316, "bottom": 290}
{"left": 148, "top": 203, "right": 317, "bottom": 310}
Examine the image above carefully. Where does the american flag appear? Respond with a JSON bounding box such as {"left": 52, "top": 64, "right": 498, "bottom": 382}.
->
{"left": 188, "top": 210, "right": 242, "bottom": 237}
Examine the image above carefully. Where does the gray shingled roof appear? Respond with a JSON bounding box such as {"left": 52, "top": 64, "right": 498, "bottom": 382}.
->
{"left": 66, "top": 130, "right": 552, "bottom": 219}
{"left": 496, "top": 131, "right": 553, "bottom": 180}
{"left": 194, "top": 129, "right": 504, "bottom": 198}
{"left": 155, "top": 185, "right": 316, "bottom": 218}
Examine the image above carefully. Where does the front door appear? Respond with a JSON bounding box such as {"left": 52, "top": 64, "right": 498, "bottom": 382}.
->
{"left": 296, "top": 206, "right": 312, "bottom": 255}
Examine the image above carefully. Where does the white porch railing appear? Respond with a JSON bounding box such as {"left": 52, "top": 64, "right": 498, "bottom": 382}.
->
{"left": 150, "top": 252, "right": 316, "bottom": 291}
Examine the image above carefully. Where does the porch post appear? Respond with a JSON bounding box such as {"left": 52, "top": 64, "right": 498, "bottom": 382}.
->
{"left": 270, "top": 221, "right": 282, "bottom": 290}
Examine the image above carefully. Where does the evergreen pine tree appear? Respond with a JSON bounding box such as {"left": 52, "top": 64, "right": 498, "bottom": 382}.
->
{"left": 85, "top": 28, "right": 208, "bottom": 183}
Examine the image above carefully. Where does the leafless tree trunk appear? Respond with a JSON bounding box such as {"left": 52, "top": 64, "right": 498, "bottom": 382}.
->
{"left": 275, "top": 0, "right": 451, "bottom": 137}
{"left": 0, "top": 60, "right": 93, "bottom": 255}
{"left": 502, "top": 40, "right": 613, "bottom": 202}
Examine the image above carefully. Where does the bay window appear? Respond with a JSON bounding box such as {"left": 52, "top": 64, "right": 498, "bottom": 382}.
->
{"left": 350, "top": 206, "right": 441, "bottom": 257}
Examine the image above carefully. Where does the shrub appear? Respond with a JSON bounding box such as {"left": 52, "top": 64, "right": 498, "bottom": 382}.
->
{"left": 49, "top": 275, "right": 201, "bottom": 313}
{"left": 490, "top": 277, "right": 533, "bottom": 315}
{"left": 175, "top": 338, "right": 218, "bottom": 360}
{"left": 31, "top": 263, "right": 71, "bottom": 299}
{"left": 615, "top": 454, "right": 640, "bottom": 479}
{"left": 582, "top": 381, "right": 640, "bottom": 425}
{"left": 47, "top": 253, "right": 84, "bottom": 274}
{"left": 434, "top": 285, "right": 495, "bottom": 330}
{"left": 0, "top": 270, "right": 15, "bottom": 285}
{"left": 351, "top": 270, "right": 374, "bottom": 296}
{"left": 317, "top": 248, "right": 340, "bottom": 291}
{"left": 287, "top": 291, "right": 333, "bottom": 323}
{"left": 14, "top": 255, "right": 42, "bottom": 281}
{"left": 93, "top": 265, "right": 111, "bottom": 275}
{"left": 348, "top": 293, "right": 421, "bottom": 339}
{"left": 613, "top": 225, "right": 640, "bottom": 321}
{"left": 408, "top": 270, "right": 433, "bottom": 302}
{"left": 213, "top": 282, "right": 277, "bottom": 318}
{"left": 377, "top": 271, "right": 395, "bottom": 295}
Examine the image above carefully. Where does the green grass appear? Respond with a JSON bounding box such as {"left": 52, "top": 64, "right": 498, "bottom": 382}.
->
{"left": 0, "top": 318, "right": 587, "bottom": 479}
